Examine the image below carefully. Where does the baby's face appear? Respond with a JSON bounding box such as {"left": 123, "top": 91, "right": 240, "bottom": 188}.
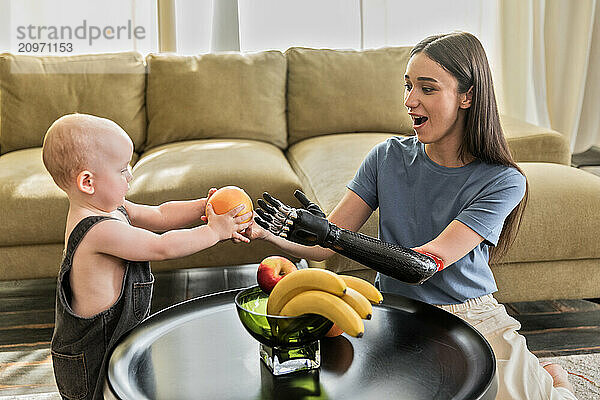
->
{"left": 87, "top": 128, "right": 134, "bottom": 212}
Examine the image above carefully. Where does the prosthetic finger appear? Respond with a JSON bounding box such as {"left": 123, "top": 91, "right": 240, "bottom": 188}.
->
{"left": 254, "top": 215, "right": 287, "bottom": 237}
{"left": 294, "top": 190, "right": 326, "bottom": 217}
{"left": 257, "top": 198, "right": 278, "bottom": 216}
{"left": 255, "top": 208, "right": 273, "bottom": 223}
{"left": 262, "top": 193, "right": 297, "bottom": 220}
{"left": 294, "top": 190, "right": 312, "bottom": 207}
{"left": 258, "top": 202, "right": 294, "bottom": 233}
{"left": 254, "top": 215, "right": 271, "bottom": 231}
{"left": 262, "top": 192, "right": 285, "bottom": 211}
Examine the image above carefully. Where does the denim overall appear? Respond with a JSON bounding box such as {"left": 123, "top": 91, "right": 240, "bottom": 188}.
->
{"left": 51, "top": 207, "right": 154, "bottom": 400}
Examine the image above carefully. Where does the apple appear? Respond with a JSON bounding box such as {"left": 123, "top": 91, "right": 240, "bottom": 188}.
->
{"left": 257, "top": 256, "right": 298, "bottom": 294}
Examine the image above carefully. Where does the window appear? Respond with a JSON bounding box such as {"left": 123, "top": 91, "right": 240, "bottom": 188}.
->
{"left": 238, "top": 0, "right": 361, "bottom": 52}
{"left": 363, "top": 0, "right": 484, "bottom": 48}
{"left": 175, "top": 0, "right": 212, "bottom": 54}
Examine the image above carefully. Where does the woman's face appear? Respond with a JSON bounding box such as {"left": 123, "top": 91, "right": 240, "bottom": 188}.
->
{"left": 403, "top": 52, "right": 471, "bottom": 145}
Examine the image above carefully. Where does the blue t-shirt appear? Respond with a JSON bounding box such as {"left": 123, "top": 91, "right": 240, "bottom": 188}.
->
{"left": 347, "top": 136, "right": 526, "bottom": 305}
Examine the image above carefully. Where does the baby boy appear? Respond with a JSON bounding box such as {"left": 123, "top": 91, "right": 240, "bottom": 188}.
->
{"left": 42, "top": 113, "right": 251, "bottom": 399}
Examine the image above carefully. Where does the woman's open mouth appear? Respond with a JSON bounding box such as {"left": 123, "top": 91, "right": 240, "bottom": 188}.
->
{"left": 412, "top": 116, "right": 428, "bottom": 128}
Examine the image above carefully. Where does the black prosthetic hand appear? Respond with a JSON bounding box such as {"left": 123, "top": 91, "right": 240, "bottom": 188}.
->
{"left": 254, "top": 191, "right": 444, "bottom": 285}
{"left": 255, "top": 190, "right": 331, "bottom": 246}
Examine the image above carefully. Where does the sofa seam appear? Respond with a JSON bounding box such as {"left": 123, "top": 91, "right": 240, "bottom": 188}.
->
{"left": 285, "top": 148, "right": 320, "bottom": 208}
{"left": 507, "top": 132, "right": 565, "bottom": 139}
{"left": 492, "top": 257, "right": 600, "bottom": 266}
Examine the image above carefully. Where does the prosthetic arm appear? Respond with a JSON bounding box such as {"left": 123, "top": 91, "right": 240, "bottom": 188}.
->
{"left": 254, "top": 191, "right": 444, "bottom": 285}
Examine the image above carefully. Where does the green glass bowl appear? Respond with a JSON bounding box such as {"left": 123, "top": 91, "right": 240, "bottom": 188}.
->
{"left": 235, "top": 286, "right": 334, "bottom": 348}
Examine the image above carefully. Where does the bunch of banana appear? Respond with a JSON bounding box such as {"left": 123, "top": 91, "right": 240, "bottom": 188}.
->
{"left": 266, "top": 268, "right": 383, "bottom": 338}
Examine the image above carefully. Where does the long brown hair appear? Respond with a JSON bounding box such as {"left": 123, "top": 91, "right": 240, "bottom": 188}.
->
{"left": 410, "top": 32, "right": 528, "bottom": 263}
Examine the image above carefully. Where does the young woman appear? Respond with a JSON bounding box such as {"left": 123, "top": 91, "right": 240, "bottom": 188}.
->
{"left": 245, "top": 32, "right": 576, "bottom": 399}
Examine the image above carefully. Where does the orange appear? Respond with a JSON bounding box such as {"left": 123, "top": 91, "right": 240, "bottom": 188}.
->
{"left": 325, "top": 323, "right": 344, "bottom": 337}
{"left": 207, "top": 186, "right": 253, "bottom": 223}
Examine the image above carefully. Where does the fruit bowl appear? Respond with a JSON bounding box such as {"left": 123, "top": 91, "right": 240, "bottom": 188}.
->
{"left": 235, "top": 285, "right": 333, "bottom": 375}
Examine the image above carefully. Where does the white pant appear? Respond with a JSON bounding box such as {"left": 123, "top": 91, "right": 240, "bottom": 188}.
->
{"left": 436, "top": 295, "right": 577, "bottom": 400}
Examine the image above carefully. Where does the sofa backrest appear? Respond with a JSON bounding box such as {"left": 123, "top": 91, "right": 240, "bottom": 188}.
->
{"left": 0, "top": 52, "right": 146, "bottom": 155}
{"left": 0, "top": 49, "right": 570, "bottom": 165}
{"left": 145, "top": 51, "right": 287, "bottom": 151}
{"left": 285, "top": 46, "right": 415, "bottom": 146}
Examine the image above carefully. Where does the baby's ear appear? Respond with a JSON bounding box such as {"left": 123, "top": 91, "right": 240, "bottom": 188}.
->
{"left": 76, "top": 170, "right": 95, "bottom": 194}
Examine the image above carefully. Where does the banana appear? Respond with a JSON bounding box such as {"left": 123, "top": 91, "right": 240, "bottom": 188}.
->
{"left": 279, "top": 290, "right": 364, "bottom": 338}
{"left": 340, "top": 275, "right": 383, "bottom": 304}
{"left": 267, "top": 268, "right": 347, "bottom": 316}
{"left": 341, "top": 287, "right": 372, "bottom": 320}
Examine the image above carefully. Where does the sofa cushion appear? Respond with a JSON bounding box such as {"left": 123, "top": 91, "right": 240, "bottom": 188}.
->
{"left": 0, "top": 148, "right": 68, "bottom": 246}
{"left": 126, "top": 139, "right": 304, "bottom": 269}
{"left": 500, "top": 163, "right": 600, "bottom": 263}
{"left": 145, "top": 51, "right": 287, "bottom": 151}
{"left": 0, "top": 244, "right": 65, "bottom": 281}
{"left": 288, "top": 135, "right": 600, "bottom": 275}
{"left": 500, "top": 115, "right": 571, "bottom": 165}
{"left": 287, "top": 133, "right": 395, "bottom": 274}
{"left": 492, "top": 259, "right": 600, "bottom": 303}
{"left": 0, "top": 52, "right": 146, "bottom": 155}
{"left": 287, "top": 133, "right": 394, "bottom": 212}
{"left": 128, "top": 139, "right": 302, "bottom": 204}
{"left": 286, "top": 47, "right": 414, "bottom": 146}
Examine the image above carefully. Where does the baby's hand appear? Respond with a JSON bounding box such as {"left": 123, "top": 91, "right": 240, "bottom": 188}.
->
{"left": 205, "top": 203, "right": 252, "bottom": 243}
{"left": 200, "top": 187, "right": 218, "bottom": 223}
{"left": 231, "top": 212, "right": 270, "bottom": 244}
{"left": 240, "top": 212, "right": 270, "bottom": 241}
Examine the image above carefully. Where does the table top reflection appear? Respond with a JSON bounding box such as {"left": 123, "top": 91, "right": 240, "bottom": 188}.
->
{"left": 105, "top": 288, "right": 497, "bottom": 400}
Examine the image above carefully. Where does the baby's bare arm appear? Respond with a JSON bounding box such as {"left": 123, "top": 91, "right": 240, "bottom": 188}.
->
{"left": 87, "top": 204, "right": 251, "bottom": 261}
{"left": 123, "top": 194, "right": 214, "bottom": 233}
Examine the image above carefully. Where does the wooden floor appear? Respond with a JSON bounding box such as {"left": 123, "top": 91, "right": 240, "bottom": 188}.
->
{"left": 505, "top": 299, "right": 600, "bottom": 357}
{"left": 1, "top": 266, "right": 600, "bottom": 394}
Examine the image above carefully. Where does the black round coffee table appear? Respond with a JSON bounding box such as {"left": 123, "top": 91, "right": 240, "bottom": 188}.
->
{"left": 104, "top": 288, "right": 497, "bottom": 399}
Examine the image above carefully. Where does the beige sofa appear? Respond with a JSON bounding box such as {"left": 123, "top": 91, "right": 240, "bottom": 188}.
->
{"left": 1, "top": 48, "right": 599, "bottom": 303}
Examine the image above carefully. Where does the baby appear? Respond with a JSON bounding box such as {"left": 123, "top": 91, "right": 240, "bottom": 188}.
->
{"left": 42, "top": 113, "right": 251, "bottom": 400}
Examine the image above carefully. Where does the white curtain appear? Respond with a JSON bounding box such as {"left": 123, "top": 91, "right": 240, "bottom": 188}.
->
{"left": 491, "top": 0, "right": 599, "bottom": 153}
{"left": 568, "top": 0, "right": 600, "bottom": 153}
{"left": 578, "top": 3, "right": 600, "bottom": 153}
{"left": 482, "top": 1, "right": 552, "bottom": 129}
